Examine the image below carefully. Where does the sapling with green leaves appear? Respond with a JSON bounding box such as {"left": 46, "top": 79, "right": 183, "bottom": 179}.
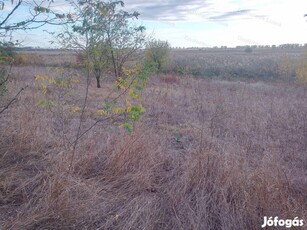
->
{"left": 58, "top": 0, "right": 146, "bottom": 88}
{"left": 40, "top": 0, "right": 150, "bottom": 170}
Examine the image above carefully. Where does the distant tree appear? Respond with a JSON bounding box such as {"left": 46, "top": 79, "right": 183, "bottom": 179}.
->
{"left": 144, "top": 39, "right": 170, "bottom": 73}
{"left": 58, "top": 0, "right": 146, "bottom": 88}
{"left": 0, "top": 41, "right": 14, "bottom": 96}
{"left": 88, "top": 41, "right": 110, "bottom": 88}
{"left": 244, "top": 46, "right": 253, "bottom": 53}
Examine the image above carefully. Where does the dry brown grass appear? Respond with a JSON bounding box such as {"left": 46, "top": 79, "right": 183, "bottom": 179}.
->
{"left": 1, "top": 62, "right": 307, "bottom": 229}
{"left": 13, "top": 50, "right": 77, "bottom": 67}
{"left": 169, "top": 47, "right": 304, "bottom": 80}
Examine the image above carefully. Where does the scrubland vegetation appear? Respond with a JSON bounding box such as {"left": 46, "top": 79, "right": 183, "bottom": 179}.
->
{"left": 1, "top": 46, "right": 307, "bottom": 229}
{"left": 13, "top": 46, "right": 305, "bottom": 81}
{"left": 1, "top": 1, "right": 307, "bottom": 229}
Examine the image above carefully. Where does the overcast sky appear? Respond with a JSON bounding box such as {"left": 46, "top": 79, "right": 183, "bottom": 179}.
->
{"left": 8, "top": 0, "right": 307, "bottom": 48}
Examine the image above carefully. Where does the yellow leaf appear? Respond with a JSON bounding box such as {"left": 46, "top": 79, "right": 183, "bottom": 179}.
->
{"left": 48, "top": 77, "right": 56, "bottom": 84}
{"left": 40, "top": 83, "right": 47, "bottom": 94}
{"left": 125, "top": 99, "right": 131, "bottom": 108}
{"left": 129, "top": 89, "right": 140, "bottom": 99}
{"left": 139, "top": 105, "right": 146, "bottom": 113}
{"left": 35, "top": 75, "right": 43, "bottom": 81}
{"left": 71, "top": 105, "right": 80, "bottom": 113}
{"left": 113, "top": 107, "right": 125, "bottom": 114}
{"left": 56, "top": 67, "right": 64, "bottom": 74}
{"left": 71, "top": 79, "right": 80, "bottom": 83}
{"left": 97, "top": 109, "right": 108, "bottom": 116}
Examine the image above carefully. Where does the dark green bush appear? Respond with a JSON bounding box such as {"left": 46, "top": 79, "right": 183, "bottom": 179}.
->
{"left": 244, "top": 47, "right": 253, "bottom": 53}
{"left": 144, "top": 40, "right": 170, "bottom": 73}
{"left": 0, "top": 42, "right": 14, "bottom": 96}
{"left": 202, "top": 67, "right": 221, "bottom": 77}
{"left": 0, "top": 42, "right": 14, "bottom": 64}
{"left": 0, "top": 68, "right": 7, "bottom": 96}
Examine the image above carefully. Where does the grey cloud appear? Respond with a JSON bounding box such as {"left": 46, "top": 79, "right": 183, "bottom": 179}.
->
{"left": 123, "top": 1, "right": 255, "bottom": 22}
{"left": 124, "top": 0, "right": 212, "bottom": 21}
{"left": 51, "top": 1, "right": 255, "bottom": 22}
{"left": 208, "top": 9, "right": 252, "bottom": 20}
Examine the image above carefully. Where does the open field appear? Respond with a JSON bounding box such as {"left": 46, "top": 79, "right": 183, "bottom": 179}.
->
{"left": 13, "top": 47, "right": 305, "bottom": 81}
{"left": 1, "top": 48, "right": 307, "bottom": 229}
{"left": 170, "top": 47, "right": 304, "bottom": 80}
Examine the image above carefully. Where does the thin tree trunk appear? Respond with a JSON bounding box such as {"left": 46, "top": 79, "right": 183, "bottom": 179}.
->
{"left": 110, "top": 49, "right": 118, "bottom": 79}
{"left": 69, "top": 32, "right": 91, "bottom": 172}
{"left": 96, "top": 75, "right": 101, "bottom": 88}
{"left": 95, "top": 68, "right": 101, "bottom": 88}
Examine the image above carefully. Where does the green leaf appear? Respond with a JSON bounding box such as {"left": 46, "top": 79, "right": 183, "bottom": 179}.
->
{"left": 127, "top": 105, "right": 145, "bottom": 122}
{"left": 38, "top": 98, "right": 53, "bottom": 108}
{"left": 128, "top": 89, "right": 140, "bottom": 98}
{"left": 134, "top": 85, "right": 144, "bottom": 91}
{"left": 122, "top": 123, "right": 132, "bottom": 134}
{"left": 104, "top": 100, "right": 116, "bottom": 113}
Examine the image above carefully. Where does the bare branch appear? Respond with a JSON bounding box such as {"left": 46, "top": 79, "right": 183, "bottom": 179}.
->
{"left": 0, "top": 85, "right": 28, "bottom": 114}
{"left": 0, "top": 0, "right": 75, "bottom": 34}
{"left": 0, "top": 0, "right": 22, "bottom": 27}
{"left": 0, "top": 63, "right": 12, "bottom": 87}
{"left": 70, "top": 114, "right": 122, "bottom": 146}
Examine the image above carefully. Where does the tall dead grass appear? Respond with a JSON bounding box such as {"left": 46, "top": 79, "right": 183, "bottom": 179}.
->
{"left": 1, "top": 70, "right": 307, "bottom": 229}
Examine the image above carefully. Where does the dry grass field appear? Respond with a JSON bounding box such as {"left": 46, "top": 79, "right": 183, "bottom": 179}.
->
{"left": 169, "top": 47, "right": 304, "bottom": 81}
{"left": 1, "top": 48, "right": 307, "bottom": 229}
